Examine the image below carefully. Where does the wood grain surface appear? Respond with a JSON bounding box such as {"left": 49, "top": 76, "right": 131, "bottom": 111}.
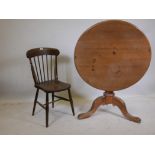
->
{"left": 75, "top": 20, "right": 151, "bottom": 91}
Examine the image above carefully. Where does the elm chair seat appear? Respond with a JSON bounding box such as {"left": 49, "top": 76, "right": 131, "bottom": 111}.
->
{"left": 35, "top": 80, "right": 71, "bottom": 92}
{"left": 26, "top": 47, "right": 75, "bottom": 127}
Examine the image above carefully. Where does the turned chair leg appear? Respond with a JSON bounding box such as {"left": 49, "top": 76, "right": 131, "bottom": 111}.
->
{"left": 52, "top": 92, "right": 54, "bottom": 108}
{"left": 46, "top": 92, "right": 49, "bottom": 128}
{"left": 68, "top": 88, "right": 75, "bottom": 116}
{"left": 32, "top": 88, "right": 39, "bottom": 116}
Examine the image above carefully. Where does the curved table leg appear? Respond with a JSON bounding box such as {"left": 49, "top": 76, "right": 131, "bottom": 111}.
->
{"left": 78, "top": 91, "right": 141, "bottom": 123}
{"left": 78, "top": 96, "right": 105, "bottom": 119}
{"left": 112, "top": 96, "right": 141, "bottom": 123}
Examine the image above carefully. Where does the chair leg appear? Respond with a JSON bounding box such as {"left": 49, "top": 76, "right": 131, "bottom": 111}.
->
{"left": 52, "top": 92, "right": 54, "bottom": 108}
{"left": 68, "top": 88, "right": 75, "bottom": 116}
{"left": 32, "top": 88, "right": 39, "bottom": 116}
{"left": 46, "top": 92, "right": 49, "bottom": 128}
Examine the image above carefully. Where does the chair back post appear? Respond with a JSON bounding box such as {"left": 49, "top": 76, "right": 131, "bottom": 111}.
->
{"left": 54, "top": 56, "right": 58, "bottom": 81}
{"left": 29, "top": 58, "right": 38, "bottom": 84}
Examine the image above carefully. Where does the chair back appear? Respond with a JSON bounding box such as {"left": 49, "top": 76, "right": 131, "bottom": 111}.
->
{"left": 26, "top": 48, "right": 60, "bottom": 84}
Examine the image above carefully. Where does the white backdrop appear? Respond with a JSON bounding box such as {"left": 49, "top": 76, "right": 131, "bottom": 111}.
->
{"left": 0, "top": 19, "right": 155, "bottom": 101}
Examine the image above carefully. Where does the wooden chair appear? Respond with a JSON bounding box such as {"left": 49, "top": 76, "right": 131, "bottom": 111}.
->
{"left": 26, "top": 47, "right": 75, "bottom": 127}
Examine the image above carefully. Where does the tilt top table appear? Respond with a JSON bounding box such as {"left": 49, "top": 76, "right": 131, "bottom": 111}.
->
{"left": 74, "top": 20, "right": 151, "bottom": 123}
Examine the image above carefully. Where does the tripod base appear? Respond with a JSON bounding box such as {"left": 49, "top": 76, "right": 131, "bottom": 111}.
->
{"left": 78, "top": 91, "right": 141, "bottom": 123}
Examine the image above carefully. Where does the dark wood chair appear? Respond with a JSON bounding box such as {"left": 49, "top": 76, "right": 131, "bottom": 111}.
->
{"left": 26, "top": 47, "right": 75, "bottom": 127}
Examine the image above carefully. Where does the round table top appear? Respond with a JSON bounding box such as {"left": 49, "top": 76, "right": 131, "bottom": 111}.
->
{"left": 74, "top": 20, "right": 151, "bottom": 91}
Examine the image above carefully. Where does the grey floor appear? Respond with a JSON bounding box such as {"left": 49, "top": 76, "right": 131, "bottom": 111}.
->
{"left": 0, "top": 96, "right": 155, "bottom": 135}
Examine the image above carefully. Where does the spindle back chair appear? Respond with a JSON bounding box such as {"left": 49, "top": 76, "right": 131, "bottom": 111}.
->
{"left": 26, "top": 48, "right": 75, "bottom": 127}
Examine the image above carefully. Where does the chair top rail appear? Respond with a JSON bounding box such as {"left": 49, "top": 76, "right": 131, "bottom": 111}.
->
{"left": 26, "top": 47, "right": 60, "bottom": 58}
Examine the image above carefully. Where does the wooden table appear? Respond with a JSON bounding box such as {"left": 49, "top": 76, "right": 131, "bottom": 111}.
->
{"left": 74, "top": 20, "right": 151, "bottom": 123}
